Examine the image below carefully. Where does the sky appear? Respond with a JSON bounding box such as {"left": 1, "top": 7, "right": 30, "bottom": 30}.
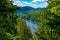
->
{"left": 13, "top": 0, "right": 48, "bottom": 8}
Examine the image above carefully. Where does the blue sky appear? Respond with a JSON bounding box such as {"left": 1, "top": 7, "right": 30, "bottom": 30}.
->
{"left": 13, "top": 0, "right": 48, "bottom": 8}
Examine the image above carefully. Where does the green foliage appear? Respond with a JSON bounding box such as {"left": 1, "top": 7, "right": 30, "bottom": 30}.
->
{"left": 0, "top": 0, "right": 18, "bottom": 40}
{"left": 0, "top": 13, "right": 17, "bottom": 33}
{"left": 20, "top": 12, "right": 41, "bottom": 23}
{"left": 35, "top": 0, "right": 60, "bottom": 40}
{"left": 20, "top": 0, "right": 60, "bottom": 40}
{"left": 0, "top": 0, "right": 17, "bottom": 12}
{"left": 0, "top": 27, "right": 9, "bottom": 40}
{"left": 0, "top": 0, "right": 60, "bottom": 40}
{"left": 16, "top": 18, "right": 32, "bottom": 40}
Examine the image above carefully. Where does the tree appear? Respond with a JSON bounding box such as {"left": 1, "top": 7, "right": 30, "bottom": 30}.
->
{"left": 0, "top": 0, "right": 17, "bottom": 12}
{"left": 0, "top": 27, "right": 9, "bottom": 40}
{"left": 35, "top": 0, "right": 60, "bottom": 40}
{"left": 15, "top": 18, "right": 32, "bottom": 40}
{"left": 0, "top": 0, "right": 18, "bottom": 39}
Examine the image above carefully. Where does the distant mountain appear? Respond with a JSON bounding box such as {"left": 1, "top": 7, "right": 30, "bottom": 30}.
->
{"left": 15, "top": 6, "right": 45, "bottom": 14}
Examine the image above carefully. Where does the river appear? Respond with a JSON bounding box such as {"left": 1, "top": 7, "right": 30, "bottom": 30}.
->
{"left": 25, "top": 20, "right": 38, "bottom": 33}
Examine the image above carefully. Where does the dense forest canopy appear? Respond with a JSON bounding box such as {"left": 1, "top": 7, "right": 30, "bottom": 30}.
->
{"left": 0, "top": 0, "right": 60, "bottom": 40}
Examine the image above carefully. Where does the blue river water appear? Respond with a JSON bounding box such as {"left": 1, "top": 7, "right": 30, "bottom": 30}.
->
{"left": 25, "top": 20, "right": 38, "bottom": 33}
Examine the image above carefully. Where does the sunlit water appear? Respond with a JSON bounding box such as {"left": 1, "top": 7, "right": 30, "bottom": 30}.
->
{"left": 25, "top": 20, "right": 38, "bottom": 33}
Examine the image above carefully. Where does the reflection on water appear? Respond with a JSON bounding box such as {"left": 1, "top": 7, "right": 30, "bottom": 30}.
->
{"left": 25, "top": 20, "right": 38, "bottom": 33}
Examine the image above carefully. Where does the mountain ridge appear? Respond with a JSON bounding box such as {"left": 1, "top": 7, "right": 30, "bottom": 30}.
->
{"left": 15, "top": 6, "right": 45, "bottom": 14}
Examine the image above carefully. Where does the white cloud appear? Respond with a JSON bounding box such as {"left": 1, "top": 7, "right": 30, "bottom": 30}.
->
{"left": 13, "top": 0, "right": 48, "bottom": 8}
{"left": 32, "top": 0, "right": 48, "bottom": 2}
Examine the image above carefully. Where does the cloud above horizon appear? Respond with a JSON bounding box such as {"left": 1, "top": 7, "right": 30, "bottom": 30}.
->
{"left": 13, "top": 0, "right": 48, "bottom": 8}
{"left": 32, "top": 0, "right": 48, "bottom": 2}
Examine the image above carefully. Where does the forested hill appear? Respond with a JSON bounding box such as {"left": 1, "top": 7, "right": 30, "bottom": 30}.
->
{"left": 15, "top": 6, "right": 45, "bottom": 14}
